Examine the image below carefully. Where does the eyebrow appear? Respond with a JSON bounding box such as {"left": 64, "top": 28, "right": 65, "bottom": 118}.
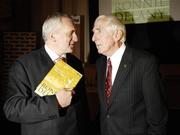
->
{"left": 92, "top": 28, "right": 100, "bottom": 32}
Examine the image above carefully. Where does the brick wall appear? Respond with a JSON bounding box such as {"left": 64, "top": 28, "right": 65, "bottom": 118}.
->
{"left": 1, "top": 32, "right": 37, "bottom": 96}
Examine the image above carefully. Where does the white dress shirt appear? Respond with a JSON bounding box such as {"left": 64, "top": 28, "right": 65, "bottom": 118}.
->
{"left": 107, "top": 43, "right": 126, "bottom": 85}
{"left": 44, "top": 45, "right": 66, "bottom": 62}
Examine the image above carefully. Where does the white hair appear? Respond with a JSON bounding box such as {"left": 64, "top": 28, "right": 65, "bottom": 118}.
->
{"left": 42, "top": 13, "right": 69, "bottom": 41}
{"left": 95, "top": 15, "right": 126, "bottom": 42}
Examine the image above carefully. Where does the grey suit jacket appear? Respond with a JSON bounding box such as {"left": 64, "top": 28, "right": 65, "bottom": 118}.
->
{"left": 3, "top": 47, "right": 89, "bottom": 135}
{"left": 96, "top": 46, "right": 168, "bottom": 135}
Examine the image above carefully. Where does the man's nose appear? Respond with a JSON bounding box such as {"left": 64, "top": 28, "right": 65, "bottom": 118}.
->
{"left": 73, "top": 33, "right": 78, "bottom": 42}
{"left": 92, "top": 34, "right": 95, "bottom": 42}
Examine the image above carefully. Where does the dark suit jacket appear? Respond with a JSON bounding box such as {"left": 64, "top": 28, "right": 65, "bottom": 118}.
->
{"left": 3, "top": 47, "right": 89, "bottom": 135}
{"left": 96, "top": 46, "right": 168, "bottom": 135}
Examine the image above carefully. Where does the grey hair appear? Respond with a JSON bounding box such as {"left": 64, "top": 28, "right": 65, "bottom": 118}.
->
{"left": 95, "top": 15, "right": 126, "bottom": 43}
{"left": 42, "top": 13, "right": 69, "bottom": 41}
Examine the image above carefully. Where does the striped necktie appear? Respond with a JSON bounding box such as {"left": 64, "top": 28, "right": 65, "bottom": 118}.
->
{"left": 105, "top": 58, "right": 112, "bottom": 105}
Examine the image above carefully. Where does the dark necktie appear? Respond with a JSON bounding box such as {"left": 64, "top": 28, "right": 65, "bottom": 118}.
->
{"left": 105, "top": 58, "right": 112, "bottom": 105}
{"left": 55, "top": 57, "right": 67, "bottom": 63}
{"left": 61, "top": 57, "right": 67, "bottom": 63}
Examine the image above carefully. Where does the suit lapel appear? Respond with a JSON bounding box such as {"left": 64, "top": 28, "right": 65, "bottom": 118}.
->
{"left": 40, "top": 46, "right": 54, "bottom": 68}
{"left": 97, "top": 56, "right": 107, "bottom": 109}
{"left": 66, "top": 54, "right": 74, "bottom": 68}
{"left": 109, "top": 47, "right": 133, "bottom": 107}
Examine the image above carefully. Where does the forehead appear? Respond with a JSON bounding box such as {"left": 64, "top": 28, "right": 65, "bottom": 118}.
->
{"left": 95, "top": 18, "right": 103, "bottom": 26}
{"left": 93, "top": 20, "right": 104, "bottom": 31}
{"left": 93, "top": 19, "right": 111, "bottom": 34}
{"left": 61, "top": 17, "right": 76, "bottom": 30}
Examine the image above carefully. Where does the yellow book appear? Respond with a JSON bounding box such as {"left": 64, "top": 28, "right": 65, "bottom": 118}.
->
{"left": 35, "top": 60, "right": 82, "bottom": 97}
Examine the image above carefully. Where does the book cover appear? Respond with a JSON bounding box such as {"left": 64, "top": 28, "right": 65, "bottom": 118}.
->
{"left": 35, "top": 60, "right": 82, "bottom": 97}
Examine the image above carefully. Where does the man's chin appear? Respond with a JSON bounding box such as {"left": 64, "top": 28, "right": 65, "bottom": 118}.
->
{"left": 67, "top": 49, "right": 73, "bottom": 53}
{"left": 97, "top": 50, "right": 102, "bottom": 54}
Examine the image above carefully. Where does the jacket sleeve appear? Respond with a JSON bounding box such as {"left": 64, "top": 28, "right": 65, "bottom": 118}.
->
{"left": 3, "top": 61, "right": 60, "bottom": 124}
{"left": 142, "top": 56, "right": 168, "bottom": 135}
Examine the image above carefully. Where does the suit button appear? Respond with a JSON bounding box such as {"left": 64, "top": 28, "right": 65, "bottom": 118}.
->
{"left": 107, "top": 114, "right": 110, "bottom": 118}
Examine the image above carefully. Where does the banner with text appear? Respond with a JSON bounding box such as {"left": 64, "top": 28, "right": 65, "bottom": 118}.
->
{"left": 112, "top": 0, "right": 170, "bottom": 24}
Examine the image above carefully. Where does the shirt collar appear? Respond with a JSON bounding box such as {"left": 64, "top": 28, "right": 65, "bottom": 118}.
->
{"left": 107, "top": 43, "right": 126, "bottom": 63}
{"left": 44, "top": 45, "right": 66, "bottom": 61}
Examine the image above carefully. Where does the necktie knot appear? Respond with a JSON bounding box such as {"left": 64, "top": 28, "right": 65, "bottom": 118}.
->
{"left": 61, "top": 57, "right": 67, "bottom": 62}
{"left": 107, "top": 58, "right": 111, "bottom": 67}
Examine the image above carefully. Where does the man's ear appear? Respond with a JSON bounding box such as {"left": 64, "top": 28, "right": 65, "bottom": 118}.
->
{"left": 113, "top": 30, "right": 123, "bottom": 42}
{"left": 49, "top": 32, "right": 56, "bottom": 42}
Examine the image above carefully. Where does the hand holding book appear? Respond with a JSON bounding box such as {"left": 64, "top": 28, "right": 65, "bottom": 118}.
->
{"left": 55, "top": 88, "right": 72, "bottom": 108}
{"left": 35, "top": 60, "right": 82, "bottom": 97}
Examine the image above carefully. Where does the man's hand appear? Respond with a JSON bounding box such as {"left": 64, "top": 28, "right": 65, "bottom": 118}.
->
{"left": 55, "top": 88, "right": 72, "bottom": 108}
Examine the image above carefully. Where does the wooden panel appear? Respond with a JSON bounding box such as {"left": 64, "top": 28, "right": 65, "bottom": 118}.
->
{"left": 72, "top": 15, "right": 84, "bottom": 62}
